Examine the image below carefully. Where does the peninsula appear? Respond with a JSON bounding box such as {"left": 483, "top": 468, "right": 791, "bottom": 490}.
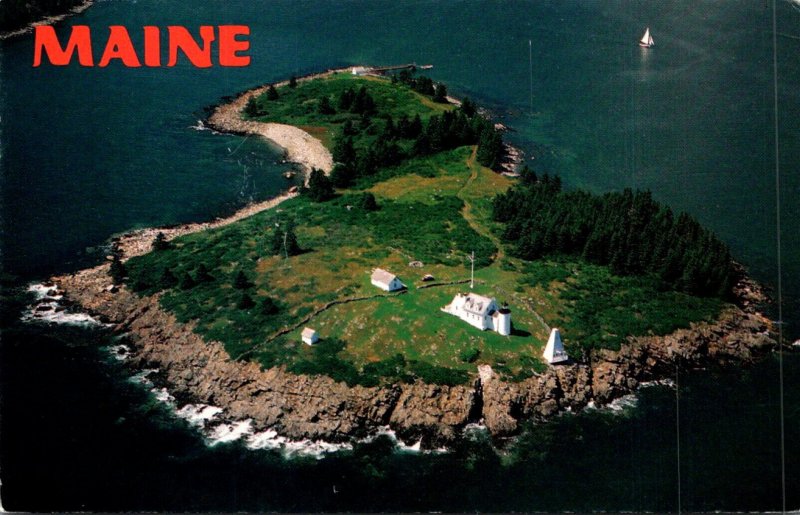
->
{"left": 48, "top": 66, "right": 776, "bottom": 446}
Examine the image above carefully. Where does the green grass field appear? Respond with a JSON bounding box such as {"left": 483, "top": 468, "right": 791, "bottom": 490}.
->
{"left": 124, "top": 74, "right": 726, "bottom": 385}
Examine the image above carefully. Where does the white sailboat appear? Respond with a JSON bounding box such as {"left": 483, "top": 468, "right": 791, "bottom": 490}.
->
{"left": 639, "top": 27, "right": 654, "bottom": 48}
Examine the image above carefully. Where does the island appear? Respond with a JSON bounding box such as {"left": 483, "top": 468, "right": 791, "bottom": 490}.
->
{"left": 47, "top": 65, "right": 776, "bottom": 446}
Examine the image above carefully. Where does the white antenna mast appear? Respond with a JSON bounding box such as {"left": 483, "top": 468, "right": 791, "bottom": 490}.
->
{"left": 468, "top": 251, "right": 475, "bottom": 289}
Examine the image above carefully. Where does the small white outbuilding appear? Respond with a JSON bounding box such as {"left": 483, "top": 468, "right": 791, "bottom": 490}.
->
{"left": 543, "top": 328, "right": 569, "bottom": 364}
{"left": 302, "top": 327, "right": 319, "bottom": 346}
{"left": 371, "top": 268, "right": 405, "bottom": 292}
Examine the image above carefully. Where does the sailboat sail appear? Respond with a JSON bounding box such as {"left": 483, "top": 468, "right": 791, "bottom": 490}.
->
{"left": 639, "top": 27, "right": 654, "bottom": 47}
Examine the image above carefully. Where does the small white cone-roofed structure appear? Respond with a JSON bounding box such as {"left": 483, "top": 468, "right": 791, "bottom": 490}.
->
{"left": 543, "top": 328, "right": 569, "bottom": 364}
{"left": 302, "top": 327, "right": 319, "bottom": 346}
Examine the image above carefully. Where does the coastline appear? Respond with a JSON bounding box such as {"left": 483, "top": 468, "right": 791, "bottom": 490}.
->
{"left": 0, "top": 0, "right": 93, "bottom": 40}
{"left": 38, "top": 68, "right": 779, "bottom": 448}
{"left": 46, "top": 261, "right": 777, "bottom": 447}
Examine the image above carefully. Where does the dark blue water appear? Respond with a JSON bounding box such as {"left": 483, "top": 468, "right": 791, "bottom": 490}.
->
{"left": 1, "top": 0, "right": 798, "bottom": 511}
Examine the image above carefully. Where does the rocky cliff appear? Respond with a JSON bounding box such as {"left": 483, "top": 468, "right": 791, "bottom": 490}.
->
{"left": 52, "top": 262, "right": 776, "bottom": 446}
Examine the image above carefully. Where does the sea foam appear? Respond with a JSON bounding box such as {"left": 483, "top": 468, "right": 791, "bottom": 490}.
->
{"left": 22, "top": 282, "right": 108, "bottom": 327}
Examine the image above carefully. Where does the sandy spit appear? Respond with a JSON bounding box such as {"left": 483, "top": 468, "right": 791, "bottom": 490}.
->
{"left": 206, "top": 70, "right": 356, "bottom": 182}
{"left": 114, "top": 192, "right": 297, "bottom": 260}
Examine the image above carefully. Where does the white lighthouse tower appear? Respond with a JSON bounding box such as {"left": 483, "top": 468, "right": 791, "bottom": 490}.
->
{"left": 495, "top": 306, "right": 511, "bottom": 336}
{"left": 543, "top": 328, "right": 569, "bottom": 364}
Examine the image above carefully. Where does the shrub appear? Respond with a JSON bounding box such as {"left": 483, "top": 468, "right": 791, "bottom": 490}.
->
{"left": 179, "top": 272, "right": 196, "bottom": 290}
{"left": 237, "top": 293, "right": 255, "bottom": 309}
{"left": 359, "top": 192, "right": 379, "bottom": 211}
{"left": 459, "top": 348, "right": 481, "bottom": 364}
{"left": 159, "top": 268, "right": 178, "bottom": 290}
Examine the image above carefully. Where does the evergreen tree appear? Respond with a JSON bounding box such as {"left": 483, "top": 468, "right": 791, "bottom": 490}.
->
{"left": 195, "top": 263, "right": 214, "bottom": 283}
{"left": 409, "top": 114, "right": 423, "bottom": 138}
{"left": 306, "top": 168, "right": 335, "bottom": 202}
{"left": 179, "top": 272, "right": 196, "bottom": 290}
{"left": 109, "top": 255, "right": 126, "bottom": 285}
{"left": 271, "top": 227, "right": 285, "bottom": 255}
{"left": 237, "top": 293, "right": 256, "bottom": 310}
{"left": 351, "top": 86, "right": 376, "bottom": 115}
{"left": 152, "top": 232, "right": 170, "bottom": 251}
{"left": 332, "top": 136, "right": 356, "bottom": 166}
{"left": 266, "top": 84, "right": 279, "bottom": 100}
{"left": 233, "top": 270, "right": 252, "bottom": 290}
{"left": 261, "top": 296, "right": 280, "bottom": 315}
{"left": 159, "top": 268, "right": 178, "bottom": 290}
{"left": 342, "top": 119, "right": 358, "bottom": 136}
{"left": 318, "top": 96, "right": 335, "bottom": 115}
{"left": 338, "top": 87, "right": 355, "bottom": 110}
{"left": 476, "top": 128, "right": 504, "bottom": 169}
{"left": 330, "top": 162, "right": 356, "bottom": 188}
{"left": 460, "top": 97, "right": 477, "bottom": 118}
{"left": 520, "top": 165, "right": 538, "bottom": 185}
{"left": 284, "top": 222, "right": 302, "bottom": 256}
{"left": 288, "top": 76, "right": 298, "bottom": 88}
{"left": 412, "top": 132, "right": 431, "bottom": 156}
{"left": 433, "top": 83, "right": 448, "bottom": 103}
{"left": 358, "top": 112, "right": 372, "bottom": 131}
{"left": 359, "top": 192, "right": 379, "bottom": 211}
{"left": 356, "top": 149, "right": 378, "bottom": 177}
{"left": 271, "top": 223, "right": 302, "bottom": 256}
{"left": 244, "top": 96, "right": 259, "bottom": 117}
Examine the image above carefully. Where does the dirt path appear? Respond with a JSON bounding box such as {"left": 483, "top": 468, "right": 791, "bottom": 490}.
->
{"left": 455, "top": 148, "right": 551, "bottom": 332}
{"left": 456, "top": 146, "right": 505, "bottom": 263}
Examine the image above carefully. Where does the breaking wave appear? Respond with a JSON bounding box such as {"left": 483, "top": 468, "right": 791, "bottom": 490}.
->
{"left": 21, "top": 283, "right": 108, "bottom": 327}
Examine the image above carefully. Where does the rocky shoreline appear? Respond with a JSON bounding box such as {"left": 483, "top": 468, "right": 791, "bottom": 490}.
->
{"left": 48, "top": 252, "right": 777, "bottom": 447}
{"left": 0, "top": 0, "right": 93, "bottom": 40}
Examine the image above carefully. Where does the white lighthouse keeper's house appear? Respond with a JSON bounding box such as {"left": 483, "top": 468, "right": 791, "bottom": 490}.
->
{"left": 442, "top": 292, "right": 511, "bottom": 336}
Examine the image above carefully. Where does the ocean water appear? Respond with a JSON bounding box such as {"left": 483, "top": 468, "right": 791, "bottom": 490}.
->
{"left": 1, "top": 0, "right": 797, "bottom": 511}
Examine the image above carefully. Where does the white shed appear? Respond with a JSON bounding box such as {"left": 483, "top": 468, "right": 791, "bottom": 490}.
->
{"left": 543, "top": 328, "right": 569, "bottom": 364}
{"left": 371, "top": 268, "right": 405, "bottom": 292}
{"left": 301, "top": 327, "right": 319, "bottom": 346}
